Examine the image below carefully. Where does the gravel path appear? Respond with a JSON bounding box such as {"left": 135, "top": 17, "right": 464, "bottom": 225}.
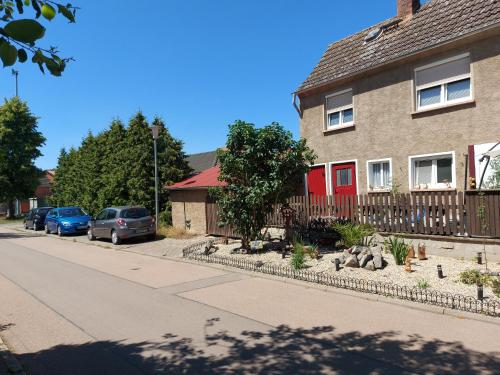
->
{"left": 213, "top": 240, "right": 500, "bottom": 301}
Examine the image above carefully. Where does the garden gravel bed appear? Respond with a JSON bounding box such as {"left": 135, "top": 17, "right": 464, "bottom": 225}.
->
{"left": 211, "top": 240, "right": 500, "bottom": 302}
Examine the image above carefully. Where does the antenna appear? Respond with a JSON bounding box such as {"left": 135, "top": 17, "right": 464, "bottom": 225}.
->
{"left": 11, "top": 69, "right": 19, "bottom": 97}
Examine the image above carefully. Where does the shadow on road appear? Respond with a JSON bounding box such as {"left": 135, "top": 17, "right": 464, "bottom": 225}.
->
{"left": 0, "top": 232, "right": 44, "bottom": 239}
{"left": 16, "top": 322, "right": 500, "bottom": 374}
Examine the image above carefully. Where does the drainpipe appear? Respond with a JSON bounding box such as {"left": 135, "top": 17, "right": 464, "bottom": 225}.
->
{"left": 292, "top": 93, "right": 302, "bottom": 118}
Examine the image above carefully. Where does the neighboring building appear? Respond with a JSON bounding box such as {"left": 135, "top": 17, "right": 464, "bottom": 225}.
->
{"left": 167, "top": 166, "right": 225, "bottom": 233}
{"left": 0, "top": 170, "right": 55, "bottom": 216}
{"left": 296, "top": 0, "right": 500, "bottom": 197}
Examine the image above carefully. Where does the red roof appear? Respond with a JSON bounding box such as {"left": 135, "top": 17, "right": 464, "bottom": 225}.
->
{"left": 166, "top": 166, "right": 226, "bottom": 190}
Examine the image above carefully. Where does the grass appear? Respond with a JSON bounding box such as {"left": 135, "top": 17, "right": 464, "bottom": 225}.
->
{"left": 384, "top": 236, "right": 410, "bottom": 265}
{"left": 458, "top": 269, "right": 492, "bottom": 286}
{"left": 157, "top": 225, "right": 198, "bottom": 240}
{"left": 290, "top": 240, "right": 306, "bottom": 270}
{"left": 332, "top": 222, "right": 375, "bottom": 248}
{"left": 0, "top": 216, "right": 23, "bottom": 225}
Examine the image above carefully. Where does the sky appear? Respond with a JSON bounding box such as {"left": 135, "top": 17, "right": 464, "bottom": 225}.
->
{"left": 0, "top": 0, "right": 396, "bottom": 170}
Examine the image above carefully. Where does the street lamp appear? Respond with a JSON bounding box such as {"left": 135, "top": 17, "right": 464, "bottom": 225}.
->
{"left": 151, "top": 125, "right": 159, "bottom": 231}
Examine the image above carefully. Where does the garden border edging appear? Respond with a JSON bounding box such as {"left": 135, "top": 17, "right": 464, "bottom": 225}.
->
{"left": 182, "top": 239, "right": 500, "bottom": 318}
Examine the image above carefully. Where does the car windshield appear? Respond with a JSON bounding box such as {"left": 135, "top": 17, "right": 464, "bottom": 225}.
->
{"left": 121, "top": 208, "right": 150, "bottom": 219}
{"left": 59, "top": 208, "right": 87, "bottom": 217}
{"left": 38, "top": 208, "right": 50, "bottom": 215}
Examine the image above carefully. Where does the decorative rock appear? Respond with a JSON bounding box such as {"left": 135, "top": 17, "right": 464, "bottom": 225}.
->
{"left": 344, "top": 255, "right": 359, "bottom": 268}
{"left": 364, "top": 260, "right": 376, "bottom": 271}
{"left": 360, "top": 253, "right": 373, "bottom": 268}
{"left": 373, "top": 254, "right": 383, "bottom": 269}
{"left": 350, "top": 245, "right": 367, "bottom": 255}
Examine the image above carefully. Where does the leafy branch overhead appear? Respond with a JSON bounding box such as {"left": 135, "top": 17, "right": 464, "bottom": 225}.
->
{"left": 0, "top": 0, "right": 77, "bottom": 76}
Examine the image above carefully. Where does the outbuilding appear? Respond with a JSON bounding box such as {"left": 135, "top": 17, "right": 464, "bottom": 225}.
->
{"left": 166, "top": 165, "right": 225, "bottom": 234}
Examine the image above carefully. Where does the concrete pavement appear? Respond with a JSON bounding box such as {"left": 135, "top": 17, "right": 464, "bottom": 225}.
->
{"left": 0, "top": 226, "right": 499, "bottom": 374}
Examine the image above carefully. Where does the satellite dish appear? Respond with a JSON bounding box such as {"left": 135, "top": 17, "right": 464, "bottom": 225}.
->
{"left": 364, "top": 27, "right": 382, "bottom": 42}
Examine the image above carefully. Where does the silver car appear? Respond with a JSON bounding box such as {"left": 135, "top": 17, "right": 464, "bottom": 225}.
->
{"left": 88, "top": 206, "right": 156, "bottom": 245}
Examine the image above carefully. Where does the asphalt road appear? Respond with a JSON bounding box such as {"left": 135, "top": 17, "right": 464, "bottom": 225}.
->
{"left": 0, "top": 226, "right": 499, "bottom": 374}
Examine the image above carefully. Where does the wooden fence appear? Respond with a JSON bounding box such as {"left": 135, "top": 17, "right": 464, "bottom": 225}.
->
{"left": 206, "top": 190, "right": 500, "bottom": 239}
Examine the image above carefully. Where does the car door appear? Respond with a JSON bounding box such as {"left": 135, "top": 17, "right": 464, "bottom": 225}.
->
{"left": 46, "top": 210, "right": 56, "bottom": 231}
{"left": 94, "top": 209, "right": 108, "bottom": 237}
{"left": 104, "top": 209, "right": 117, "bottom": 238}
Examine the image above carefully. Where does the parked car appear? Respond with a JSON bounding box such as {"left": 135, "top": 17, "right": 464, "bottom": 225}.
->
{"left": 45, "top": 207, "right": 91, "bottom": 236}
{"left": 24, "top": 207, "right": 53, "bottom": 230}
{"left": 88, "top": 206, "right": 156, "bottom": 245}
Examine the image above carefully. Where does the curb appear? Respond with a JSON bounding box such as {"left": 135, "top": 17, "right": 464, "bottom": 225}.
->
{"left": 0, "top": 335, "right": 24, "bottom": 375}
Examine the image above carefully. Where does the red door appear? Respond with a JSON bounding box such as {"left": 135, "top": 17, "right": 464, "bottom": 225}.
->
{"left": 332, "top": 162, "right": 357, "bottom": 197}
{"left": 307, "top": 166, "right": 327, "bottom": 197}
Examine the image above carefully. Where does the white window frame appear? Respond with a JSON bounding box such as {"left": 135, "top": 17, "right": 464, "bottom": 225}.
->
{"left": 408, "top": 151, "right": 456, "bottom": 190}
{"left": 414, "top": 53, "right": 472, "bottom": 111}
{"left": 366, "top": 158, "right": 392, "bottom": 191}
{"left": 324, "top": 88, "right": 354, "bottom": 130}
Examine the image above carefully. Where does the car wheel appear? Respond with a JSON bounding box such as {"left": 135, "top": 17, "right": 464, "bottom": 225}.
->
{"left": 57, "top": 225, "right": 63, "bottom": 237}
{"left": 87, "top": 229, "right": 96, "bottom": 241}
{"left": 45, "top": 224, "right": 50, "bottom": 234}
{"left": 111, "top": 230, "right": 121, "bottom": 245}
{"left": 147, "top": 233, "right": 156, "bottom": 241}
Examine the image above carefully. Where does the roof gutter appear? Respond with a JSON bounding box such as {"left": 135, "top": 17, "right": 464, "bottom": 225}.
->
{"left": 296, "top": 21, "right": 500, "bottom": 96}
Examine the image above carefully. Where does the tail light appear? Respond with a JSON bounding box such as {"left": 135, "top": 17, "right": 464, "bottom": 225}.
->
{"left": 116, "top": 218, "right": 126, "bottom": 226}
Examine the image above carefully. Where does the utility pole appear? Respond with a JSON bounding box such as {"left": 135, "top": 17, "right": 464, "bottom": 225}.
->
{"left": 11, "top": 69, "right": 19, "bottom": 97}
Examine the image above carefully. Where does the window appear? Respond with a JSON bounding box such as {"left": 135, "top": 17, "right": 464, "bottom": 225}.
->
{"left": 96, "top": 210, "right": 107, "bottom": 220}
{"left": 415, "top": 54, "right": 471, "bottom": 110}
{"left": 121, "top": 208, "right": 150, "bottom": 219}
{"left": 336, "top": 168, "right": 352, "bottom": 186}
{"left": 325, "top": 89, "right": 353, "bottom": 129}
{"left": 106, "top": 209, "right": 118, "bottom": 220}
{"left": 367, "top": 159, "right": 391, "bottom": 190}
{"left": 410, "top": 153, "right": 455, "bottom": 189}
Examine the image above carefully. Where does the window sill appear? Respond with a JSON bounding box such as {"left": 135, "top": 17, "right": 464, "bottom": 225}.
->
{"left": 410, "top": 188, "right": 456, "bottom": 193}
{"left": 411, "top": 99, "right": 475, "bottom": 116}
{"left": 323, "top": 123, "right": 355, "bottom": 133}
{"left": 368, "top": 189, "right": 391, "bottom": 194}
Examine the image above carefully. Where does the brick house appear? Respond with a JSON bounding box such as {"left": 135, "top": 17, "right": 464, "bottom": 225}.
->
{"left": 296, "top": 0, "right": 500, "bottom": 197}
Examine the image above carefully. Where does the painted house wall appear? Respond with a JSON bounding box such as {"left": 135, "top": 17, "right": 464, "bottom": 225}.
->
{"left": 170, "top": 190, "right": 208, "bottom": 234}
{"left": 300, "top": 34, "right": 500, "bottom": 194}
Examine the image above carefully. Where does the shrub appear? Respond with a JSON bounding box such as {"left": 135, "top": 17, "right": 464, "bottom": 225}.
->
{"left": 417, "top": 279, "right": 429, "bottom": 289}
{"left": 458, "top": 269, "right": 492, "bottom": 286}
{"left": 492, "top": 278, "right": 500, "bottom": 298}
{"left": 291, "top": 240, "right": 306, "bottom": 270}
{"left": 305, "top": 243, "right": 320, "bottom": 260}
{"left": 332, "top": 222, "right": 375, "bottom": 248}
{"left": 384, "top": 236, "right": 409, "bottom": 265}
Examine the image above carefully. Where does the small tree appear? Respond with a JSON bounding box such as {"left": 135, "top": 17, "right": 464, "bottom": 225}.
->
{"left": 485, "top": 158, "right": 500, "bottom": 189}
{"left": 212, "top": 120, "right": 316, "bottom": 249}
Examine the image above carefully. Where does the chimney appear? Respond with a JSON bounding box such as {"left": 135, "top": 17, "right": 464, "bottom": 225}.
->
{"left": 398, "top": 0, "right": 420, "bottom": 19}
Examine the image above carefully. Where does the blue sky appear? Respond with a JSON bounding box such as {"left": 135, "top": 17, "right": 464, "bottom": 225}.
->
{"left": 0, "top": 0, "right": 395, "bottom": 170}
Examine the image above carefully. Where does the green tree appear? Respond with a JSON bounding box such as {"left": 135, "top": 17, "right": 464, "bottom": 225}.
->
{"left": 485, "top": 158, "right": 500, "bottom": 189}
{"left": 0, "top": 97, "right": 45, "bottom": 217}
{"left": 0, "top": 0, "right": 77, "bottom": 75}
{"left": 50, "top": 112, "right": 191, "bottom": 217}
{"left": 212, "top": 120, "right": 316, "bottom": 249}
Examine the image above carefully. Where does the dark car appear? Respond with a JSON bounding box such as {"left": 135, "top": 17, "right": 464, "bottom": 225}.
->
{"left": 45, "top": 207, "right": 92, "bottom": 236}
{"left": 88, "top": 206, "right": 156, "bottom": 245}
{"left": 24, "top": 207, "right": 54, "bottom": 230}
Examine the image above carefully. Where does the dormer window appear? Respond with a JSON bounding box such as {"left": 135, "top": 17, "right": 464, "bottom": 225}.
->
{"left": 414, "top": 53, "right": 472, "bottom": 111}
{"left": 325, "top": 89, "right": 354, "bottom": 130}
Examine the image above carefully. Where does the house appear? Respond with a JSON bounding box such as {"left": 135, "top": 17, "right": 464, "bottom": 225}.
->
{"left": 167, "top": 166, "right": 225, "bottom": 233}
{"left": 296, "top": 0, "right": 500, "bottom": 197}
{"left": 186, "top": 150, "right": 218, "bottom": 175}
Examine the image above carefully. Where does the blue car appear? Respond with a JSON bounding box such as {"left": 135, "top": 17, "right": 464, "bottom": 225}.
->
{"left": 44, "top": 207, "right": 91, "bottom": 236}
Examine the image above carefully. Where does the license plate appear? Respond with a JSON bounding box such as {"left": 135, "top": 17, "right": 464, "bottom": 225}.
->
{"left": 78, "top": 226, "right": 87, "bottom": 230}
{"left": 136, "top": 229, "right": 147, "bottom": 234}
